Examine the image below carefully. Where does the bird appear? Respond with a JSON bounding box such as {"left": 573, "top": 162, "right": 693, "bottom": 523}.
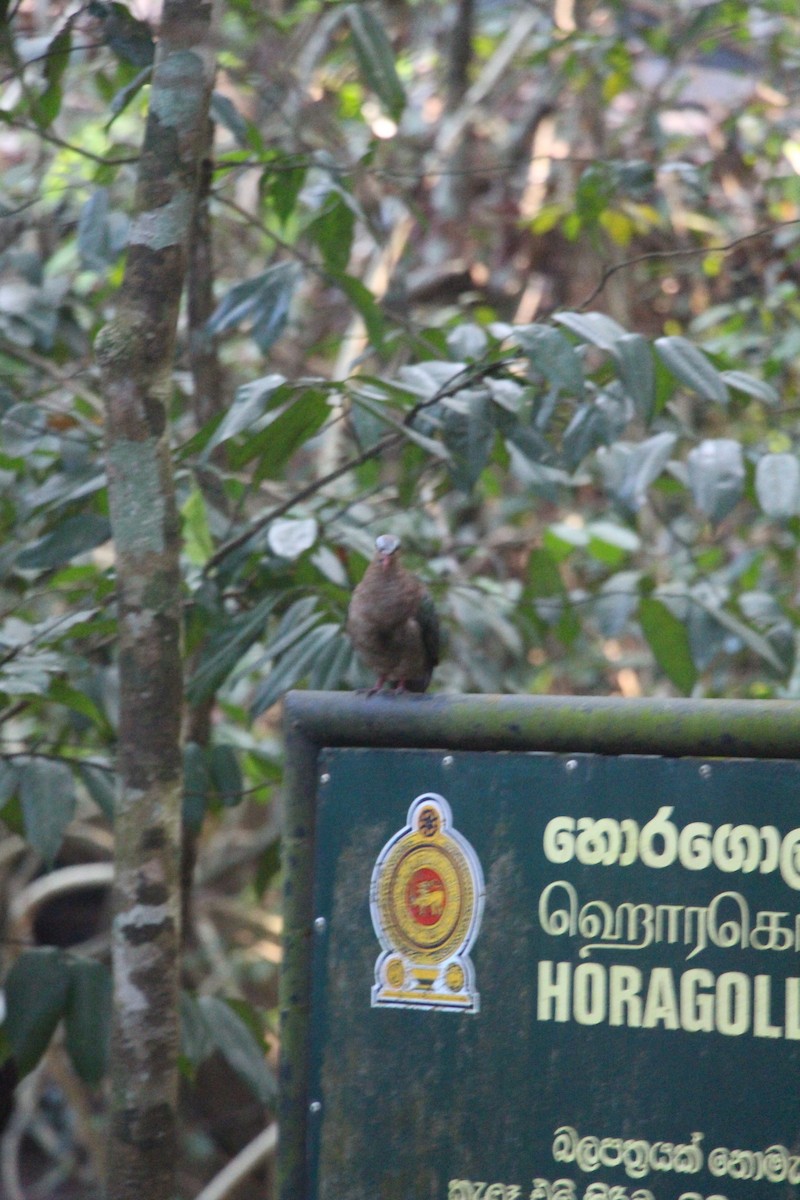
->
{"left": 347, "top": 533, "right": 440, "bottom": 694}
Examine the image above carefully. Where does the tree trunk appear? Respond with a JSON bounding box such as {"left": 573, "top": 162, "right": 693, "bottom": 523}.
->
{"left": 95, "top": 3, "right": 216, "bottom": 1198}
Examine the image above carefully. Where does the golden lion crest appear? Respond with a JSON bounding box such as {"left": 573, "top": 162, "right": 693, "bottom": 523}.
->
{"left": 370, "top": 793, "right": 484, "bottom": 1011}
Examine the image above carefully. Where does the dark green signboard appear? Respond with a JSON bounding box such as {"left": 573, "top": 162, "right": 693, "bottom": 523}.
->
{"left": 281, "top": 694, "right": 800, "bottom": 1200}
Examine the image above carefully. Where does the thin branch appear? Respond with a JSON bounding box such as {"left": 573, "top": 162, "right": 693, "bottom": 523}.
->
{"left": 578, "top": 218, "right": 800, "bottom": 310}
{"left": 203, "top": 360, "right": 507, "bottom": 572}
{"left": 3, "top": 116, "right": 138, "bottom": 166}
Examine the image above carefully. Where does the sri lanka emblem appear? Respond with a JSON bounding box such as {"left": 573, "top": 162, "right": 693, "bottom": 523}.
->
{"left": 370, "top": 793, "right": 484, "bottom": 1012}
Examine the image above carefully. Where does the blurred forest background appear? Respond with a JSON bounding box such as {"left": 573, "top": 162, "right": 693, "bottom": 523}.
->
{"left": 1, "top": 0, "right": 800, "bottom": 1196}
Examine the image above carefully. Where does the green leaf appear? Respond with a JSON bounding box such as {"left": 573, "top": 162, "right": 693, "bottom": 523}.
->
{"left": 586, "top": 520, "right": 640, "bottom": 566}
{"left": 308, "top": 194, "right": 355, "bottom": 274}
{"left": 350, "top": 391, "right": 450, "bottom": 460}
{"left": 562, "top": 402, "right": 612, "bottom": 471}
{"left": 78, "top": 189, "right": 112, "bottom": 270}
{"left": 698, "top": 602, "right": 789, "bottom": 676}
{"left": 187, "top": 594, "right": 281, "bottom": 705}
{"left": 206, "top": 264, "right": 299, "bottom": 353}
{"left": 639, "top": 597, "right": 697, "bottom": 694}
{"left": 79, "top": 763, "right": 116, "bottom": 822}
{"left": 48, "top": 679, "right": 110, "bottom": 732}
{"left": 346, "top": 5, "right": 406, "bottom": 120}
{"left": 441, "top": 390, "right": 494, "bottom": 492}
{"left": 267, "top": 516, "right": 318, "bottom": 559}
{"left": 19, "top": 758, "right": 76, "bottom": 866}
{"left": 597, "top": 432, "right": 677, "bottom": 512}
{"left": 210, "top": 92, "right": 251, "bottom": 147}
{"left": 250, "top": 623, "right": 339, "bottom": 717}
{"left": 204, "top": 374, "right": 287, "bottom": 455}
{"left": 197, "top": 996, "right": 276, "bottom": 1104}
{"left": 180, "top": 991, "right": 214, "bottom": 1068}
{"left": 528, "top": 547, "right": 565, "bottom": 598}
{"left": 17, "top": 514, "right": 111, "bottom": 570}
{"left": 544, "top": 521, "right": 589, "bottom": 561}
{"left": 210, "top": 745, "right": 243, "bottom": 808}
{"left": 755, "top": 453, "right": 800, "bottom": 519}
{"left": 253, "top": 390, "right": 331, "bottom": 481}
{"left": 107, "top": 66, "right": 152, "bottom": 124}
{"left": 686, "top": 438, "right": 744, "bottom": 522}
{"left": 5, "top": 948, "right": 70, "bottom": 1077}
{"left": 33, "top": 24, "right": 72, "bottom": 127}
{"left": 553, "top": 310, "right": 629, "bottom": 351}
{"left": 97, "top": 2, "right": 155, "bottom": 66}
{"left": 181, "top": 487, "right": 214, "bottom": 566}
{"left": 514, "top": 325, "right": 584, "bottom": 396}
{"left": 65, "top": 959, "right": 111, "bottom": 1085}
{"left": 654, "top": 336, "right": 729, "bottom": 404}
{"left": 183, "top": 742, "right": 210, "bottom": 832}
{"left": 720, "top": 370, "right": 779, "bottom": 406}
{"left": 0, "top": 759, "right": 18, "bottom": 808}
{"left": 332, "top": 274, "right": 385, "bottom": 347}
{"left": 266, "top": 162, "right": 307, "bottom": 226}
{"left": 612, "top": 333, "right": 655, "bottom": 423}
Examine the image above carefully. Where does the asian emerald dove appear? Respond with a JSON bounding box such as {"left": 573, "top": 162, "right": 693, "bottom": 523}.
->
{"left": 347, "top": 534, "right": 440, "bottom": 693}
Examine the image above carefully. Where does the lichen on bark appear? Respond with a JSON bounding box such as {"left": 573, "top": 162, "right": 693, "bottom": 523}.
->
{"left": 97, "top": 3, "right": 216, "bottom": 1199}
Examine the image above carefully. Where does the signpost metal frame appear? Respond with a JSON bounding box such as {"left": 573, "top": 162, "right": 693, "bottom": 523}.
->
{"left": 280, "top": 691, "right": 800, "bottom": 1200}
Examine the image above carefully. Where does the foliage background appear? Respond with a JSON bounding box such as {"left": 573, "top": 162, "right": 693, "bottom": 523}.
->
{"left": 1, "top": 0, "right": 800, "bottom": 1195}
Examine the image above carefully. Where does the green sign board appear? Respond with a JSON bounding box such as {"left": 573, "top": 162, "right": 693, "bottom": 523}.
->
{"left": 281, "top": 694, "right": 800, "bottom": 1200}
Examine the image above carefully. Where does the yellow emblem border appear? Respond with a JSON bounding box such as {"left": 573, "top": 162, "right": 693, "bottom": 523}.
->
{"left": 370, "top": 793, "right": 484, "bottom": 1012}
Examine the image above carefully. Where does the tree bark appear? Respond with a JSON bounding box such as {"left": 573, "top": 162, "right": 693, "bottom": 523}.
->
{"left": 95, "top": 3, "right": 216, "bottom": 1198}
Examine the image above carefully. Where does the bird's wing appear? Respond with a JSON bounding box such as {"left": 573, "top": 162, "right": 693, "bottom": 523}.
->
{"left": 417, "top": 590, "right": 440, "bottom": 669}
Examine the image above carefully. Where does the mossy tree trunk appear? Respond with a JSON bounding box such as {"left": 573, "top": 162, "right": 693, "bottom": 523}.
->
{"left": 95, "top": 3, "right": 216, "bottom": 1197}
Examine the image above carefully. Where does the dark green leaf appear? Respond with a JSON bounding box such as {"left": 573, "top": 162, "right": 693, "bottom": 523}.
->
{"left": 442, "top": 390, "right": 494, "bottom": 492}
{"left": 33, "top": 24, "right": 72, "bottom": 128}
{"left": 346, "top": 5, "right": 406, "bottom": 120}
{"left": 528, "top": 548, "right": 564, "bottom": 598}
{"left": 65, "top": 959, "right": 111, "bottom": 1084}
{"left": 253, "top": 390, "right": 331, "bottom": 481}
{"left": 266, "top": 162, "right": 307, "bottom": 226}
{"left": 5, "top": 948, "right": 70, "bottom": 1077}
{"left": 180, "top": 991, "right": 214, "bottom": 1068}
{"left": 197, "top": 996, "right": 276, "bottom": 1104}
{"left": 308, "top": 194, "right": 355, "bottom": 274}
{"left": 19, "top": 758, "right": 76, "bottom": 866}
{"left": 79, "top": 763, "right": 116, "bottom": 822}
{"left": 187, "top": 594, "right": 281, "bottom": 705}
{"left": 78, "top": 190, "right": 112, "bottom": 270}
{"left": 210, "top": 92, "right": 251, "bottom": 146}
{"left": 210, "top": 744, "right": 243, "bottom": 808}
{"left": 48, "top": 678, "right": 110, "bottom": 732}
{"left": 514, "top": 325, "right": 584, "bottom": 396}
{"left": 204, "top": 374, "right": 287, "bottom": 455}
{"left": 108, "top": 66, "right": 152, "bottom": 123}
{"left": 308, "top": 631, "right": 356, "bottom": 691}
{"left": 597, "top": 432, "right": 677, "bottom": 511}
{"left": 17, "top": 514, "right": 111, "bottom": 570}
{"left": 655, "top": 336, "right": 729, "bottom": 404}
{"left": 0, "top": 759, "right": 17, "bottom": 808}
{"left": 562, "top": 402, "right": 612, "bottom": 471}
{"left": 206, "top": 264, "right": 299, "bottom": 354}
{"left": 612, "top": 333, "right": 655, "bottom": 422}
{"left": 100, "top": 2, "right": 155, "bottom": 66}
{"left": 183, "top": 742, "right": 210, "bottom": 831}
{"left": 332, "top": 274, "right": 385, "bottom": 347}
{"left": 639, "top": 597, "right": 697, "bottom": 693}
{"left": 250, "top": 623, "right": 339, "bottom": 717}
